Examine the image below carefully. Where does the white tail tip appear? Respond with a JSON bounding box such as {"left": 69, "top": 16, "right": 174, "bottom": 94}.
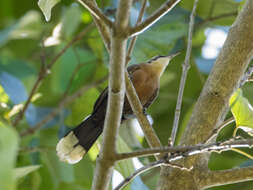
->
{"left": 56, "top": 131, "right": 86, "bottom": 164}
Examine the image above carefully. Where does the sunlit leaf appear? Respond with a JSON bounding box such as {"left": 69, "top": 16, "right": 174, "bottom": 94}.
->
{"left": 38, "top": 0, "right": 60, "bottom": 22}
{"left": 229, "top": 88, "right": 253, "bottom": 135}
{"left": 14, "top": 165, "right": 41, "bottom": 180}
{"left": 0, "top": 124, "right": 19, "bottom": 190}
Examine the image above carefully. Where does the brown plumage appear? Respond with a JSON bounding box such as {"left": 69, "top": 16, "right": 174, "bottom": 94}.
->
{"left": 56, "top": 54, "right": 178, "bottom": 164}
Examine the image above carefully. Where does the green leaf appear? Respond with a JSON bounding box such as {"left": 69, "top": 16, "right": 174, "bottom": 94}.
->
{"left": 38, "top": 0, "right": 60, "bottom": 22}
{"left": 61, "top": 4, "right": 82, "bottom": 38}
{"left": 0, "top": 11, "right": 42, "bottom": 47}
{"left": 0, "top": 124, "right": 19, "bottom": 190}
{"left": 229, "top": 89, "right": 253, "bottom": 135}
{"left": 14, "top": 165, "right": 41, "bottom": 180}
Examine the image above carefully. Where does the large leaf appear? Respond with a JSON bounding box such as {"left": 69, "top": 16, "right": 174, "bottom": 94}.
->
{"left": 229, "top": 88, "right": 253, "bottom": 135}
{"left": 0, "top": 11, "right": 42, "bottom": 47}
{"left": 0, "top": 124, "right": 19, "bottom": 190}
{"left": 40, "top": 128, "right": 75, "bottom": 185}
{"left": 38, "top": 0, "right": 60, "bottom": 22}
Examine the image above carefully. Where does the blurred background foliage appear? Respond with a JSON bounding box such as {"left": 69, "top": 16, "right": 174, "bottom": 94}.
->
{"left": 0, "top": 0, "right": 253, "bottom": 189}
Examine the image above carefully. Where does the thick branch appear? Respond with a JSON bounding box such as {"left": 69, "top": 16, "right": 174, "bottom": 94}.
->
{"left": 159, "top": 0, "right": 253, "bottom": 189}
{"left": 91, "top": 0, "right": 133, "bottom": 189}
{"left": 181, "top": 0, "right": 253, "bottom": 146}
{"left": 129, "top": 0, "right": 181, "bottom": 37}
{"left": 203, "top": 167, "right": 253, "bottom": 189}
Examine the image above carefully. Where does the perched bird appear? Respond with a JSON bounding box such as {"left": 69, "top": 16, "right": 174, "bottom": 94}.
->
{"left": 56, "top": 53, "right": 178, "bottom": 164}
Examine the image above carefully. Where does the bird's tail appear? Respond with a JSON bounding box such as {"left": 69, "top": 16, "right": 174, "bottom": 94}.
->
{"left": 56, "top": 115, "right": 103, "bottom": 164}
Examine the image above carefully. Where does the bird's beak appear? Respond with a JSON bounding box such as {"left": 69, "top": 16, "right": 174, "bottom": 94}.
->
{"left": 168, "top": 52, "right": 181, "bottom": 59}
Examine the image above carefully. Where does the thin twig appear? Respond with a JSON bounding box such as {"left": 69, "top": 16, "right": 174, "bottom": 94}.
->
{"left": 170, "top": 0, "right": 199, "bottom": 145}
{"left": 115, "top": 138, "right": 253, "bottom": 161}
{"left": 129, "top": 0, "right": 181, "bottom": 37}
{"left": 20, "top": 76, "right": 107, "bottom": 137}
{"left": 197, "top": 12, "right": 238, "bottom": 27}
{"left": 114, "top": 160, "right": 164, "bottom": 190}
{"left": 125, "top": 72, "right": 162, "bottom": 160}
{"left": 125, "top": 0, "right": 147, "bottom": 65}
{"left": 247, "top": 76, "right": 253, "bottom": 82}
{"left": 12, "top": 24, "right": 94, "bottom": 127}
{"left": 77, "top": 0, "right": 113, "bottom": 27}
{"left": 240, "top": 66, "right": 253, "bottom": 87}
{"left": 204, "top": 117, "right": 235, "bottom": 144}
{"left": 115, "top": 138, "right": 253, "bottom": 189}
{"left": 85, "top": 0, "right": 111, "bottom": 52}
{"left": 91, "top": 0, "right": 133, "bottom": 189}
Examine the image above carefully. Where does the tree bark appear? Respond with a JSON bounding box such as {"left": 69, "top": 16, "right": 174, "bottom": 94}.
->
{"left": 158, "top": 0, "right": 253, "bottom": 189}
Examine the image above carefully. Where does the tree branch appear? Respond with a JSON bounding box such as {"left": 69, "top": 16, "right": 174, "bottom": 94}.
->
{"left": 197, "top": 12, "right": 238, "bottom": 27}
{"left": 204, "top": 117, "right": 235, "bottom": 144}
{"left": 114, "top": 160, "right": 164, "bottom": 190}
{"left": 116, "top": 138, "right": 253, "bottom": 161}
{"left": 123, "top": 0, "right": 163, "bottom": 161}
{"left": 203, "top": 167, "right": 253, "bottom": 189}
{"left": 82, "top": 0, "right": 111, "bottom": 51}
{"left": 115, "top": 139, "right": 253, "bottom": 190}
{"left": 129, "top": 0, "right": 181, "bottom": 37}
{"left": 125, "top": 0, "right": 147, "bottom": 64}
{"left": 171, "top": 0, "right": 199, "bottom": 145}
{"left": 125, "top": 73, "right": 162, "bottom": 160}
{"left": 12, "top": 24, "right": 94, "bottom": 127}
{"left": 91, "top": 0, "right": 133, "bottom": 189}
{"left": 159, "top": 0, "right": 253, "bottom": 189}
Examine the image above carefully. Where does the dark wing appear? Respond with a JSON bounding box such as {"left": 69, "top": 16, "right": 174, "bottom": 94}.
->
{"left": 92, "top": 64, "right": 141, "bottom": 116}
{"left": 143, "top": 88, "right": 159, "bottom": 109}
{"left": 92, "top": 87, "right": 108, "bottom": 114}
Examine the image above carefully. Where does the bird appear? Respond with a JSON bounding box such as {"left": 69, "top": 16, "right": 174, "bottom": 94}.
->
{"left": 56, "top": 53, "right": 179, "bottom": 164}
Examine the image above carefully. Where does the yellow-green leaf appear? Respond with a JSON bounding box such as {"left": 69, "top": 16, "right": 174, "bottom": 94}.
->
{"left": 229, "top": 88, "right": 253, "bottom": 135}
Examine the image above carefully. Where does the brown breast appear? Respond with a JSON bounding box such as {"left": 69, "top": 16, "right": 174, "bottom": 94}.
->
{"left": 131, "top": 64, "right": 158, "bottom": 106}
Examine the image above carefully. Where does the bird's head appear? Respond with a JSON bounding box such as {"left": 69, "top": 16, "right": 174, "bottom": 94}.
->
{"left": 148, "top": 52, "right": 180, "bottom": 77}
